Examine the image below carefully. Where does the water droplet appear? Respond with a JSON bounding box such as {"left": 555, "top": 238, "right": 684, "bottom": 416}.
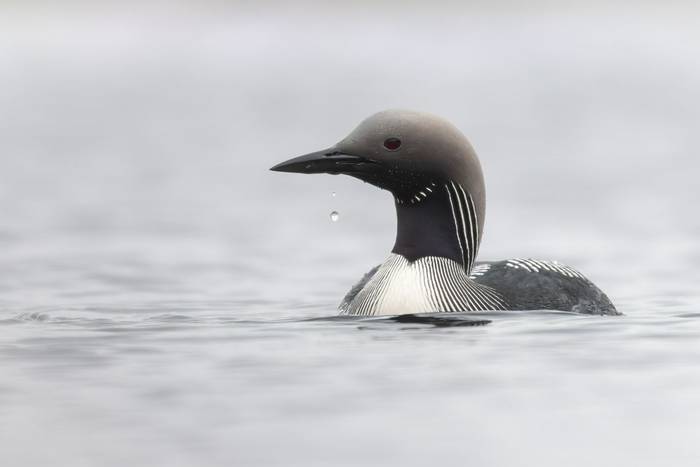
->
{"left": 330, "top": 211, "right": 339, "bottom": 222}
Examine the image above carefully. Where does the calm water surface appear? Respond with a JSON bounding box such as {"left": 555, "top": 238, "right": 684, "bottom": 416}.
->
{"left": 1, "top": 3, "right": 700, "bottom": 466}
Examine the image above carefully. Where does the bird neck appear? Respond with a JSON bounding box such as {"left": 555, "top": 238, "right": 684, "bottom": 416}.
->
{"left": 391, "top": 181, "right": 481, "bottom": 273}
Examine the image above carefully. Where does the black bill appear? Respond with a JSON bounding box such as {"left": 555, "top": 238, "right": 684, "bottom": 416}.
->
{"left": 270, "top": 147, "right": 375, "bottom": 175}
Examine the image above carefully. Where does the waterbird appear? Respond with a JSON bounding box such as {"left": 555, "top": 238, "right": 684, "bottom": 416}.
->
{"left": 271, "top": 110, "right": 618, "bottom": 316}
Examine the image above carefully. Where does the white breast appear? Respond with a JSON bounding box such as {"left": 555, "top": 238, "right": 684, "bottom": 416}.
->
{"left": 341, "top": 254, "right": 505, "bottom": 316}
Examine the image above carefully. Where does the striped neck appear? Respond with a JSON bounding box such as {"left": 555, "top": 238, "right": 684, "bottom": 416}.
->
{"left": 392, "top": 181, "right": 481, "bottom": 273}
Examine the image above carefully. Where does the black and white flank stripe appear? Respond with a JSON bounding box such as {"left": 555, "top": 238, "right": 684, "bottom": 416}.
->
{"left": 505, "top": 259, "right": 586, "bottom": 279}
{"left": 469, "top": 263, "right": 492, "bottom": 279}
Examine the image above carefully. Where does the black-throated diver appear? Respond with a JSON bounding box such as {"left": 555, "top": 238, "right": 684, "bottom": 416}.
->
{"left": 270, "top": 110, "right": 618, "bottom": 316}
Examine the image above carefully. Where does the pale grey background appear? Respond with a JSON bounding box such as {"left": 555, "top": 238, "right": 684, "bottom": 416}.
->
{"left": 1, "top": 2, "right": 699, "bottom": 466}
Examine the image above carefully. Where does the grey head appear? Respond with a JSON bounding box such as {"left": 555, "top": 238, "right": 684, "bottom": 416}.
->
{"left": 271, "top": 110, "right": 487, "bottom": 272}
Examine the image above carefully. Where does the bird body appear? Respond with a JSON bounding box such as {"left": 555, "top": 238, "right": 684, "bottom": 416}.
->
{"left": 340, "top": 256, "right": 617, "bottom": 316}
{"left": 271, "top": 110, "right": 618, "bottom": 316}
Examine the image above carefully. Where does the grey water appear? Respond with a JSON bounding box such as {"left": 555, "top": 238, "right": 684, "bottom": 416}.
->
{"left": 2, "top": 2, "right": 700, "bottom": 466}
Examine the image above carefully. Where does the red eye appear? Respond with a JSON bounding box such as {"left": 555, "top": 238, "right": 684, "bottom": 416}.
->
{"left": 383, "top": 137, "right": 401, "bottom": 151}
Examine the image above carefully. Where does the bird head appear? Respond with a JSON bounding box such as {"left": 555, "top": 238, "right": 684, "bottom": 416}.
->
{"left": 270, "top": 109, "right": 484, "bottom": 207}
